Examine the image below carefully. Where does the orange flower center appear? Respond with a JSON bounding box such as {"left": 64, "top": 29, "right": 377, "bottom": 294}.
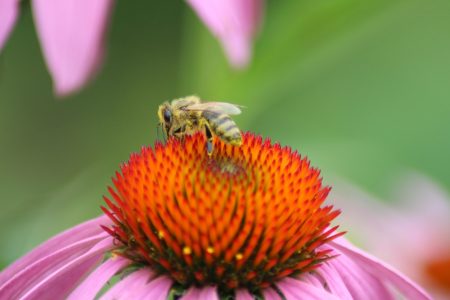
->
{"left": 103, "top": 133, "right": 342, "bottom": 294}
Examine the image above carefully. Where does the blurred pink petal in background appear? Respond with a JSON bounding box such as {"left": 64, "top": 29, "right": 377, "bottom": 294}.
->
{"left": 2, "top": 0, "right": 261, "bottom": 96}
{"left": 32, "top": 0, "right": 114, "bottom": 96}
{"left": 332, "top": 173, "right": 450, "bottom": 300}
{"left": 187, "top": 0, "right": 263, "bottom": 69}
{"left": 0, "top": 0, "right": 19, "bottom": 51}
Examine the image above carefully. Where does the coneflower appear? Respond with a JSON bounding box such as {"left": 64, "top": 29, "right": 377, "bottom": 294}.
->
{"left": 0, "top": 133, "right": 430, "bottom": 299}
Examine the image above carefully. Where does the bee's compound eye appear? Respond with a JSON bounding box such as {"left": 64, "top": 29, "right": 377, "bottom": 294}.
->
{"left": 163, "top": 110, "right": 172, "bottom": 123}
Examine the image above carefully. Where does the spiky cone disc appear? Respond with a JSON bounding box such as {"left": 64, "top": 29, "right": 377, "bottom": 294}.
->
{"left": 103, "top": 132, "right": 343, "bottom": 294}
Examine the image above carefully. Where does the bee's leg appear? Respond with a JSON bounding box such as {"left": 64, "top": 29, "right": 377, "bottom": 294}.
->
{"left": 180, "top": 126, "right": 186, "bottom": 143}
{"left": 173, "top": 125, "right": 186, "bottom": 140}
{"left": 204, "top": 124, "right": 213, "bottom": 156}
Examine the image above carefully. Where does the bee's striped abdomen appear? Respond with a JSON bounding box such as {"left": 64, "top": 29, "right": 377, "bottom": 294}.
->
{"left": 203, "top": 112, "right": 242, "bottom": 146}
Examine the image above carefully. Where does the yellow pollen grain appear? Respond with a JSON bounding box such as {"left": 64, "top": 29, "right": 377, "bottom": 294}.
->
{"left": 206, "top": 246, "right": 215, "bottom": 254}
{"left": 183, "top": 247, "right": 192, "bottom": 255}
{"left": 158, "top": 231, "right": 165, "bottom": 239}
{"left": 235, "top": 253, "right": 243, "bottom": 260}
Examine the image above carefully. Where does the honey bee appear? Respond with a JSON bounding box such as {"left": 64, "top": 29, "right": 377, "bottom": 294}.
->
{"left": 157, "top": 95, "right": 242, "bottom": 155}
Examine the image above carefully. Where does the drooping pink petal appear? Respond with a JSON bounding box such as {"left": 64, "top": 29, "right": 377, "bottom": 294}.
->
{"left": 0, "top": 236, "right": 112, "bottom": 299}
{"left": 186, "top": 0, "right": 263, "bottom": 68}
{"left": 20, "top": 252, "right": 101, "bottom": 299}
{"left": 262, "top": 287, "right": 282, "bottom": 300}
{"left": 276, "top": 277, "right": 341, "bottom": 300}
{"left": 31, "top": 0, "right": 114, "bottom": 96}
{"left": 67, "top": 256, "right": 129, "bottom": 300}
{"left": 330, "top": 238, "right": 432, "bottom": 300}
{"left": 99, "top": 268, "right": 157, "bottom": 300}
{"left": 132, "top": 275, "right": 173, "bottom": 300}
{"left": 99, "top": 268, "right": 152, "bottom": 300}
{"left": 180, "top": 286, "right": 219, "bottom": 300}
{"left": 0, "top": 215, "right": 111, "bottom": 287}
{"left": 0, "top": 0, "right": 19, "bottom": 51}
{"left": 324, "top": 247, "right": 394, "bottom": 300}
{"left": 235, "top": 289, "right": 254, "bottom": 300}
{"left": 313, "top": 263, "right": 353, "bottom": 299}
{"left": 300, "top": 275, "right": 326, "bottom": 289}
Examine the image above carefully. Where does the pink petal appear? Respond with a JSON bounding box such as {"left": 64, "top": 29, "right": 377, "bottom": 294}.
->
{"left": 99, "top": 268, "right": 156, "bottom": 300}
{"left": 67, "top": 256, "right": 129, "bottom": 300}
{"left": 99, "top": 270, "right": 173, "bottom": 300}
{"left": 300, "top": 272, "right": 325, "bottom": 288}
{"left": 330, "top": 238, "right": 432, "bottom": 300}
{"left": 21, "top": 253, "right": 101, "bottom": 299}
{"left": 132, "top": 275, "right": 173, "bottom": 300}
{"left": 31, "top": 0, "right": 114, "bottom": 96}
{"left": 181, "top": 286, "right": 219, "bottom": 300}
{"left": 276, "top": 277, "right": 341, "bottom": 300}
{"left": 325, "top": 248, "right": 394, "bottom": 299}
{"left": 0, "top": 215, "right": 111, "bottom": 286}
{"left": 0, "top": 0, "right": 19, "bottom": 51}
{"left": 312, "top": 263, "right": 353, "bottom": 299}
{"left": 236, "top": 289, "right": 253, "bottom": 300}
{"left": 262, "top": 287, "right": 283, "bottom": 300}
{"left": 1, "top": 236, "right": 112, "bottom": 299}
{"left": 186, "top": 0, "right": 263, "bottom": 68}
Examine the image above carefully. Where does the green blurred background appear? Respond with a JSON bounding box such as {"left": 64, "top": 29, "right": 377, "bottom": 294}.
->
{"left": 1, "top": 0, "right": 449, "bottom": 268}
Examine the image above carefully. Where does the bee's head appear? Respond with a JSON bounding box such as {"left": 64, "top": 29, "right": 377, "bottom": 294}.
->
{"left": 157, "top": 102, "right": 172, "bottom": 135}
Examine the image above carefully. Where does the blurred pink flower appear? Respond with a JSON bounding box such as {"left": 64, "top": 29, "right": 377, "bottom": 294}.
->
{"left": 0, "top": 0, "right": 19, "bottom": 50}
{"left": 332, "top": 174, "right": 450, "bottom": 300}
{"left": 187, "top": 0, "right": 263, "bottom": 68}
{"left": 0, "top": 0, "right": 114, "bottom": 97}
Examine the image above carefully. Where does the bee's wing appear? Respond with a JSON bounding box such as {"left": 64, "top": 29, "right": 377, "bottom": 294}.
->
{"left": 184, "top": 102, "right": 242, "bottom": 115}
